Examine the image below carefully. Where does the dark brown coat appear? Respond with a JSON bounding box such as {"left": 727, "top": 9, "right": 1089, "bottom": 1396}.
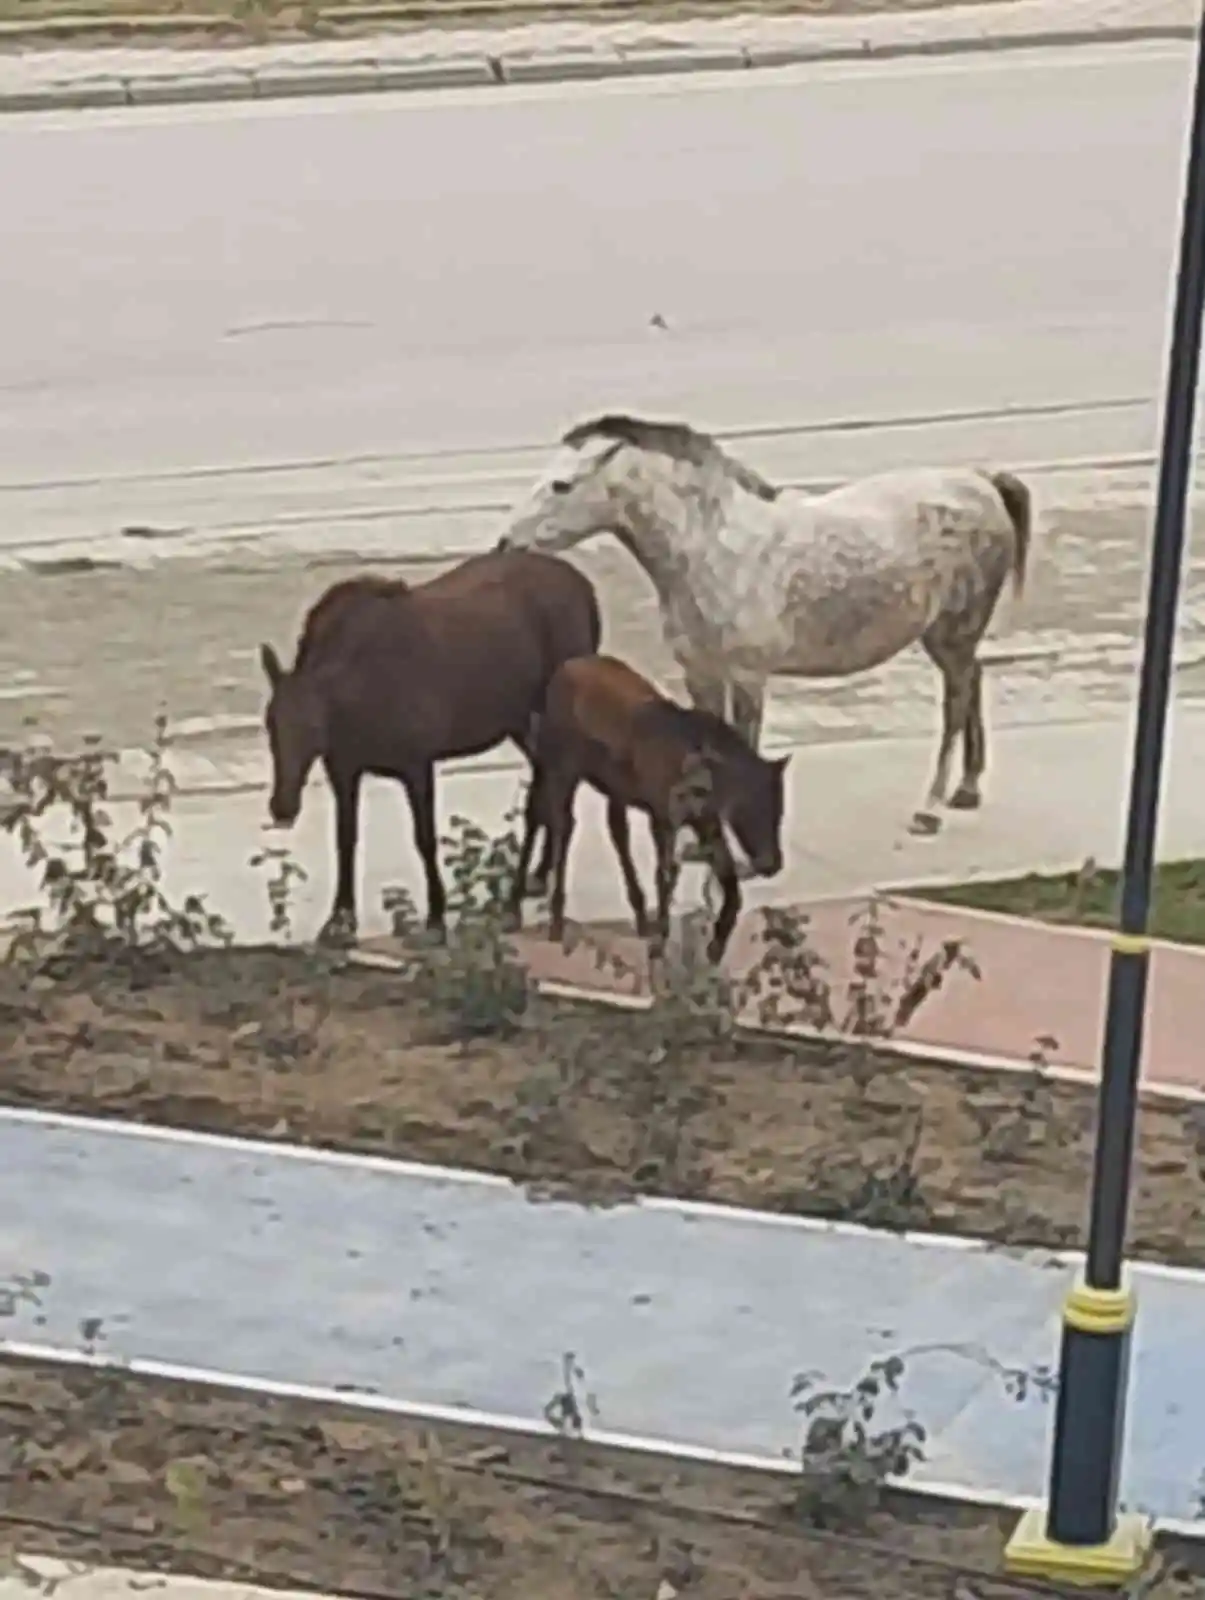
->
{"left": 509, "top": 654, "right": 788, "bottom": 964}
{"left": 260, "top": 550, "right": 601, "bottom": 941}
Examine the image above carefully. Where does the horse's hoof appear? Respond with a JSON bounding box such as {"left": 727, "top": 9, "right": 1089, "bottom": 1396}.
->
{"left": 908, "top": 810, "right": 942, "bottom": 837}
{"left": 948, "top": 786, "right": 982, "bottom": 812}
{"left": 317, "top": 914, "right": 357, "bottom": 949}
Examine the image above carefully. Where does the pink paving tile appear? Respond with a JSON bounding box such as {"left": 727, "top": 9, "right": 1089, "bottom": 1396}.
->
{"left": 506, "top": 894, "right": 1205, "bottom": 1093}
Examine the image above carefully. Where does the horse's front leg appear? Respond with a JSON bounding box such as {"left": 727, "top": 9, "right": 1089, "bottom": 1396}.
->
{"left": 692, "top": 818, "right": 741, "bottom": 964}
{"left": 731, "top": 678, "right": 767, "bottom": 751}
{"left": 318, "top": 761, "right": 362, "bottom": 947}
{"left": 681, "top": 659, "right": 729, "bottom": 722}
{"left": 402, "top": 764, "right": 447, "bottom": 935}
{"left": 677, "top": 656, "right": 730, "bottom": 866}
{"left": 650, "top": 818, "right": 680, "bottom": 956}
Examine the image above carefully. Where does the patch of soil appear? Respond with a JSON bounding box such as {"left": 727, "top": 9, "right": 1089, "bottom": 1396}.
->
{"left": 3, "top": 1354, "right": 1189, "bottom": 1600}
{"left": 1, "top": 945, "right": 1203, "bottom": 1266}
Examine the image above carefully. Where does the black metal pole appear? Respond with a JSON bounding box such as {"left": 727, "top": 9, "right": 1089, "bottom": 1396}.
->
{"left": 1007, "top": 16, "right": 1205, "bottom": 1580}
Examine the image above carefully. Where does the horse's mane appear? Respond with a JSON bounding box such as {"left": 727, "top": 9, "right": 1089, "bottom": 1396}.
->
{"left": 640, "top": 699, "right": 764, "bottom": 771}
{"left": 294, "top": 575, "right": 412, "bottom": 669}
{"left": 562, "top": 413, "right": 781, "bottom": 503}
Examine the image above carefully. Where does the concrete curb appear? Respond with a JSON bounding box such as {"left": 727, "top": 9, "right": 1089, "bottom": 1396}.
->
{"left": 0, "top": 17, "right": 1196, "bottom": 114}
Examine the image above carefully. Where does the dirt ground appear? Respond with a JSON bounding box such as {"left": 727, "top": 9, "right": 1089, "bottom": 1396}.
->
{"left": 1, "top": 943, "right": 1203, "bottom": 1265}
{"left": 0, "top": 503, "right": 1177, "bottom": 760}
{"left": 6, "top": 1355, "right": 1200, "bottom": 1600}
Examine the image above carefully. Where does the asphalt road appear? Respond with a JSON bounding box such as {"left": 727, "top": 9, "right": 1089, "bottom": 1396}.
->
{"left": 0, "top": 38, "right": 1196, "bottom": 493}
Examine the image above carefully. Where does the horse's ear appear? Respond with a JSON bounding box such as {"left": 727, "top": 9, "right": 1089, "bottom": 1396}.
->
{"left": 260, "top": 643, "right": 284, "bottom": 688}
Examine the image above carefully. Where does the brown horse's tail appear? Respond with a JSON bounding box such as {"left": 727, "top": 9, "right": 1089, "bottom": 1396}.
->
{"left": 987, "top": 469, "right": 1031, "bottom": 598}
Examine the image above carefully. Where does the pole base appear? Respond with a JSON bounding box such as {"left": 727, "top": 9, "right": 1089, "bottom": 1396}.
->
{"left": 1003, "top": 1507, "right": 1153, "bottom": 1587}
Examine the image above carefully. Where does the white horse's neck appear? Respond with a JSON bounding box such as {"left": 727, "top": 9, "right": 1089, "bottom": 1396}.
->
{"left": 606, "top": 449, "right": 780, "bottom": 627}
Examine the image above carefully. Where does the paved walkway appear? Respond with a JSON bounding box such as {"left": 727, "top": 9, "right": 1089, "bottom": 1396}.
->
{"left": 507, "top": 891, "right": 1205, "bottom": 1092}
{"left": 0, "top": 0, "right": 1194, "bottom": 112}
{"left": 2, "top": 1562, "right": 308, "bottom": 1600}
{"left": 8, "top": 707, "right": 1194, "bottom": 947}
{"left": 1, "top": 1108, "right": 1202, "bottom": 1520}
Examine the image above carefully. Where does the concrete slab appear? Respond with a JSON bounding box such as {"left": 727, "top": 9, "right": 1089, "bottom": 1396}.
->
{"left": 497, "top": 51, "right": 623, "bottom": 83}
{"left": 2, "top": 1110, "right": 1203, "bottom": 1518}
{"left": 610, "top": 46, "right": 749, "bottom": 77}
{"left": 1, "top": 1560, "right": 322, "bottom": 1600}
{"left": 13, "top": 77, "right": 129, "bottom": 109}
{"left": 126, "top": 71, "right": 256, "bottom": 105}
{"left": 3, "top": 707, "right": 1203, "bottom": 950}
{"left": 252, "top": 63, "right": 383, "bottom": 98}
{"left": 373, "top": 58, "right": 497, "bottom": 91}
{"left": 937, "top": 1268, "right": 1205, "bottom": 1516}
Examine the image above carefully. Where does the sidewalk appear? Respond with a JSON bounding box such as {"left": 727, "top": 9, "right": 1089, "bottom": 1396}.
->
{"left": 494, "top": 709, "right": 1205, "bottom": 1093}
{"left": 2, "top": 1105, "right": 1202, "bottom": 1519}
{"left": 0, "top": 713, "right": 1176, "bottom": 927}
{"left": 0, "top": 0, "right": 1195, "bottom": 115}
{"left": 7, "top": 709, "right": 1205, "bottom": 1024}
{"left": 1, "top": 1562, "right": 319, "bottom": 1600}
{"left": 512, "top": 891, "right": 1205, "bottom": 1093}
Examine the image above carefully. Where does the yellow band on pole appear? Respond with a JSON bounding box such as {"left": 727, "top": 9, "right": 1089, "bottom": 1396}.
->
{"left": 1111, "top": 934, "right": 1150, "bottom": 957}
{"left": 1063, "top": 1283, "right": 1136, "bottom": 1335}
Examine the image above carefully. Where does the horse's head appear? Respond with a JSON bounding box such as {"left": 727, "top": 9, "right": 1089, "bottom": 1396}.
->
{"left": 260, "top": 643, "right": 327, "bottom": 828}
{"left": 496, "top": 433, "right": 623, "bottom": 554}
{"left": 724, "top": 749, "right": 789, "bottom": 880}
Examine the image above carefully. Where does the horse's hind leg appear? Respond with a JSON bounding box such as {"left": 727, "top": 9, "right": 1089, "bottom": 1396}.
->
{"left": 544, "top": 771, "right": 580, "bottom": 948}
{"left": 402, "top": 764, "right": 447, "bottom": 935}
{"left": 912, "top": 631, "right": 976, "bottom": 836}
{"left": 524, "top": 775, "right": 555, "bottom": 900}
{"left": 505, "top": 775, "right": 545, "bottom": 932}
{"left": 605, "top": 799, "right": 650, "bottom": 937}
{"left": 510, "top": 723, "right": 554, "bottom": 897}
{"left": 949, "top": 658, "right": 985, "bottom": 810}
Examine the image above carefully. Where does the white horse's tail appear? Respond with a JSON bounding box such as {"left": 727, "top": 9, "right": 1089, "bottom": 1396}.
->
{"left": 985, "top": 469, "right": 1032, "bottom": 599}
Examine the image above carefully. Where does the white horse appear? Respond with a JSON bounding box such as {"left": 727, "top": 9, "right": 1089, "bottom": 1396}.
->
{"left": 496, "top": 412, "right": 1031, "bottom": 835}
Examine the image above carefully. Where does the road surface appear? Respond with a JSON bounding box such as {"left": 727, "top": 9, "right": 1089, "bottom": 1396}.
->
{"left": 0, "top": 39, "right": 1195, "bottom": 496}
{"left": 1, "top": 41, "right": 1204, "bottom": 804}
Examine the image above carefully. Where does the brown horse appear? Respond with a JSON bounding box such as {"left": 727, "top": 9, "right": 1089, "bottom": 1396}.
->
{"left": 260, "top": 551, "right": 601, "bottom": 943}
{"left": 507, "top": 654, "right": 789, "bottom": 964}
